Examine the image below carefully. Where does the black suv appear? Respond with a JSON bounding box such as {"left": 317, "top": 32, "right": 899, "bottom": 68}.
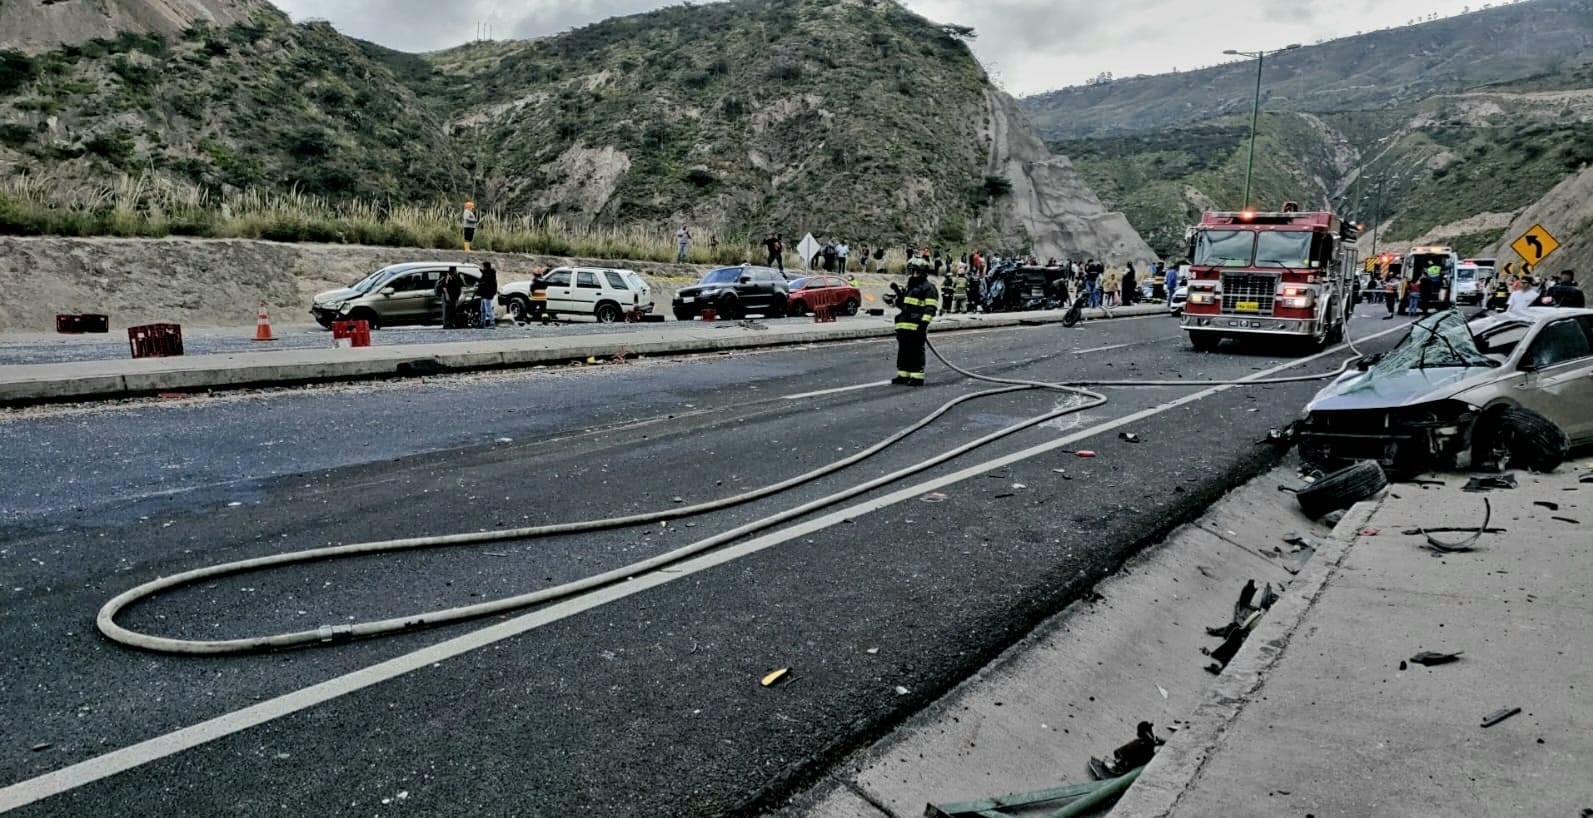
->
{"left": 673, "top": 266, "right": 790, "bottom": 320}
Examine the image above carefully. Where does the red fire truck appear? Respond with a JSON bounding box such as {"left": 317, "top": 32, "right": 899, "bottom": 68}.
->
{"left": 1180, "top": 206, "right": 1360, "bottom": 352}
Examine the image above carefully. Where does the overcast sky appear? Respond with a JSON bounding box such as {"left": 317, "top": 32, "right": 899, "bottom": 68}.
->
{"left": 275, "top": 0, "right": 1485, "bottom": 95}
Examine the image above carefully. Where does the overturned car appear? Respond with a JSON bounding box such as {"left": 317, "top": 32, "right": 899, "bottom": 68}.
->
{"left": 1297, "top": 308, "right": 1593, "bottom": 475}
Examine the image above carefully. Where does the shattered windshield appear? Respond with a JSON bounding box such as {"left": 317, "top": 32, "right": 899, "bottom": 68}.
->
{"left": 1372, "top": 310, "right": 1497, "bottom": 372}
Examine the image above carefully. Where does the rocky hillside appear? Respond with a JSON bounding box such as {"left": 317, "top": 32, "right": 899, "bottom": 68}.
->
{"left": 1024, "top": 0, "right": 1593, "bottom": 261}
{"left": 0, "top": 0, "right": 1150, "bottom": 262}
{"left": 1022, "top": 0, "right": 1593, "bottom": 140}
{"left": 0, "top": 0, "right": 275, "bottom": 53}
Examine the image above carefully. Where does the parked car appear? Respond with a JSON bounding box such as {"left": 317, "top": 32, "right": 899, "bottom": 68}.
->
{"left": 1297, "top": 308, "right": 1593, "bottom": 475}
{"left": 672, "top": 266, "right": 790, "bottom": 320}
{"left": 784, "top": 276, "right": 861, "bottom": 316}
{"left": 498, "top": 267, "right": 652, "bottom": 323}
{"left": 1169, "top": 283, "right": 1189, "bottom": 316}
{"left": 1452, "top": 262, "right": 1491, "bottom": 306}
{"left": 311, "top": 262, "right": 481, "bottom": 330}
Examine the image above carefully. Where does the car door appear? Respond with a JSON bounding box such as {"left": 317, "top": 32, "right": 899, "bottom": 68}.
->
{"left": 1514, "top": 316, "right": 1593, "bottom": 440}
{"left": 571, "top": 270, "right": 603, "bottom": 316}
{"left": 541, "top": 270, "right": 574, "bottom": 314}
{"left": 604, "top": 270, "right": 637, "bottom": 310}
{"left": 384, "top": 271, "right": 435, "bottom": 324}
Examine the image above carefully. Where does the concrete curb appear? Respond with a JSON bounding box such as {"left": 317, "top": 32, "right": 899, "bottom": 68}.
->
{"left": 1108, "top": 495, "right": 1386, "bottom": 817}
{"left": 0, "top": 306, "right": 1165, "bottom": 406}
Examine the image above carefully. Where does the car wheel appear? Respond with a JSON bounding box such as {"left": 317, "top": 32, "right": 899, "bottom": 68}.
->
{"left": 673, "top": 309, "right": 695, "bottom": 322}
{"left": 788, "top": 300, "right": 808, "bottom": 316}
{"left": 348, "top": 308, "right": 381, "bottom": 331}
{"left": 1189, "top": 331, "right": 1220, "bottom": 352}
{"left": 766, "top": 298, "right": 787, "bottom": 319}
{"left": 595, "top": 302, "right": 624, "bottom": 324}
{"left": 506, "top": 296, "right": 530, "bottom": 323}
{"left": 1296, "top": 460, "right": 1388, "bottom": 520}
{"left": 842, "top": 298, "right": 860, "bottom": 316}
{"left": 718, "top": 296, "right": 742, "bottom": 320}
{"left": 1476, "top": 407, "right": 1571, "bottom": 473}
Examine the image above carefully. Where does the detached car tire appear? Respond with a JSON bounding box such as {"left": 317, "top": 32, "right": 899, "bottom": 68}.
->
{"left": 1296, "top": 460, "right": 1388, "bottom": 520}
{"left": 1490, "top": 407, "right": 1571, "bottom": 472}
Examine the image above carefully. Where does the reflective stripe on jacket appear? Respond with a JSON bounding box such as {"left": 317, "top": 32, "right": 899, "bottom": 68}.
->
{"left": 895, "top": 278, "right": 939, "bottom": 331}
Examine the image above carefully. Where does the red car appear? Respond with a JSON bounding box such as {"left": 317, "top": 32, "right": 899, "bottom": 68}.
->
{"left": 784, "top": 276, "right": 861, "bottom": 317}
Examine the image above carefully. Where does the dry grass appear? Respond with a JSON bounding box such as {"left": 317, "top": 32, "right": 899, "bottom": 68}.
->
{"left": 0, "top": 173, "right": 763, "bottom": 266}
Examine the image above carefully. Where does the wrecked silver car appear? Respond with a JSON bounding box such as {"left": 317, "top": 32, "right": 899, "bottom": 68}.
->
{"left": 1298, "top": 308, "right": 1593, "bottom": 474}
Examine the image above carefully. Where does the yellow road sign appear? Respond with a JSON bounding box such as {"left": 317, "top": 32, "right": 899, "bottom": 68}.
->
{"left": 1511, "top": 224, "right": 1560, "bottom": 266}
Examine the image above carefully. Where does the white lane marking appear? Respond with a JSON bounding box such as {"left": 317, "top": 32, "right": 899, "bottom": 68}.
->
{"left": 0, "top": 324, "right": 1409, "bottom": 813}
{"left": 782, "top": 380, "right": 891, "bottom": 400}
{"left": 1071, "top": 343, "right": 1132, "bottom": 355}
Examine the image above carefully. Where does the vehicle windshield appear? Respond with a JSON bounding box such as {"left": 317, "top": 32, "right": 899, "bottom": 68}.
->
{"left": 1455, "top": 267, "right": 1476, "bottom": 282}
{"left": 350, "top": 267, "right": 398, "bottom": 293}
{"left": 700, "top": 267, "right": 745, "bottom": 285}
{"left": 1372, "top": 310, "right": 1497, "bottom": 372}
{"left": 1193, "top": 230, "right": 1254, "bottom": 267}
{"left": 1253, "top": 231, "right": 1313, "bottom": 268}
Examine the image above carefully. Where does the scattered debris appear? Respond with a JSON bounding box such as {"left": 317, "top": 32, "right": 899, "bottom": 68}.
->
{"left": 925, "top": 778, "right": 1114, "bottom": 818}
{"left": 736, "top": 319, "right": 769, "bottom": 331}
{"left": 1420, "top": 499, "right": 1492, "bottom": 553}
{"left": 760, "top": 669, "right": 790, "bottom": 688}
{"left": 1203, "top": 580, "right": 1278, "bottom": 673}
{"left": 1156, "top": 684, "right": 1169, "bottom": 700}
{"left": 895, "top": 685, "right": 911, "bottom": 696}
{"left": 1481, "top": 707, "right": 1522, "bottom": 728}
{"left": 1552, "top": 516, "right": 1582, "bottom": 525}
{"left": 865, "top": 647, "right": 879, "bottom": 655}
{"left": 1533, "top": 501, "right": 1560, "bottom": 511}
{"left": 1118, "top": 432, "right": 1141, "bottom": 443}
{"left": 1399, "top": 660, "right": 1408, "bottom": 671}
{"left": 1358, "top": 528, "right": 1380, "bottom": 536}
{"left": 1400, "top": 478, "right": 1448, "bottom": 488}
{"left": 1463, "top": 474, "right": 1517, "bottom": 492}
{"left": 1401, "top": 526, "right": 1506, "bottom": 536}
{"left": 29, "top": 743, "right": 50, "bottom": 752}
{"left": 1074, "top": 451, "right": 1097, "bottom": 458}
{"left": 1088, "top": 722, "right": 1163, "bottom": 780}
{"left": 993, "top": 493, "right": 1016, "bottom": 500}
{"left": 1409, "top": 651, "right": 1464, "bottom": 667}
{"left": 482, "top": 552, "right": 509, "bottom": 558}
{"left": 920, "top": 492, "right": 949, "bottom": 504}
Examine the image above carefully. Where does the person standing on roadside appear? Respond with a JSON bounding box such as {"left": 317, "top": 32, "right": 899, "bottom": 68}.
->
{"left": 1164, "top": 262, "right": 1179, "bottom": 304}
{"left": 1382, "top": 271, "right": 1399, "bottom": 320}
{"left": 858, "top": 243, "right": 871, "bottom": 272}
{"left": 1084, "top": 259, "right": 1103, "bottom": 307}
{"left": 436, "top": 266, "right": 465, "bottom": 328}
{"left": 1506, "top": 276, "right": 1540, "bottom": 314}
{"left": 675, "top": 226, "right": 692, "bottom": 263}
{"left": 476, "top": 262, "right": 499, "bottom": 328}
{"left": 891, "top": 251, "right": 939, "bottom": 387}
{"left": 1122, "top": 262, "right": 1138, "bottom": 306}
{"left": 1546, "top": 270, "right": 1586, "bottom": 308}
{"left": 461, "top": 202, "right": 479, "bottom": 252}
{"left": 952, "top": 265, "right": 970, "bottom": 314}
{"left": 764, "top": 233, "right": 784, "bottom": 271}
{"left": 837, "top": 240, "right": 850, "bottom": 274}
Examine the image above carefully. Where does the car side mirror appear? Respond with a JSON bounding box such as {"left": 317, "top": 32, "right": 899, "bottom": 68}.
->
{"left": 380, "top": 287, "right": 396, "bottom": 296}
{"left": 740, "top": 276, "right": 752, "bottom": 284}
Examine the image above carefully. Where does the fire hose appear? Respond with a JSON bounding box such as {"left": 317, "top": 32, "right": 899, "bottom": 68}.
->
{"left": 97, "top": 319, "right": 1377, "bottom": 655}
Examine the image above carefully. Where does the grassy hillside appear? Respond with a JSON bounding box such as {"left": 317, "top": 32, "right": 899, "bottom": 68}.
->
{"left": 0, "top": 15, "right": 463, "bottom": 201}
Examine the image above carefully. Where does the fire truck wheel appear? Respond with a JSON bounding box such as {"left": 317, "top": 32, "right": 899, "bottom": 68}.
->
{"left": 1189, "top": 331, "right": 1221, "bottom": 352}
{"left": 1296, "top": 460, "right": 1388, "bottom": 520}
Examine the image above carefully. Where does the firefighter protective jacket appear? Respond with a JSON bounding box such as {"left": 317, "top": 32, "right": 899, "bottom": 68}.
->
{"left": 895, "top": 277, "right": 940, "bottom": 331}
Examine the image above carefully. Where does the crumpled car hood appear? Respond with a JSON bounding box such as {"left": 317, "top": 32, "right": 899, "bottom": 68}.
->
{"left": 1307, "top": 368, "right": 1490, "bottom": 411}
{"left": 313, "top": 287, "right": 362, "bottom": 305}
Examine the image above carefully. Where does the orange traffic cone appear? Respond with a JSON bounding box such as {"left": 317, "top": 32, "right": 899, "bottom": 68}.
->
{"left": 254, "top": 302, "right": 276, "bottom": 341}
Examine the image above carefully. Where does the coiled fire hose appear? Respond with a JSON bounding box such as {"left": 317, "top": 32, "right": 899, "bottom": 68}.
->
{"left": 98, "top": 320, "right": 1375, "bottom": 655}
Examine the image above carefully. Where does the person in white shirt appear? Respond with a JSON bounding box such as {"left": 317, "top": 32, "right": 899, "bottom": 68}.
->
{"left": 1506, "top": 278, "right": 1542, "bottom": 314}
{"left": 837, "top": 241, "right": 850, "bottom": 273}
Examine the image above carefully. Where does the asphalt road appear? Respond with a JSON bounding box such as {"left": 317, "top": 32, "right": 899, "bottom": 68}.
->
{"left": 0, "top": 309, "right": 1412, "bottom": 817}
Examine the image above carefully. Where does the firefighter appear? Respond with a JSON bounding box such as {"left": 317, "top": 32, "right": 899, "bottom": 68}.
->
{"left": 527, "top": 265, "right": 553, "bottom": 324}
{"left": 1419, "top": 262, "right": 1444, "bottom": 313}
{"left": 891, "top": 251, "right": 939, "bottom": 386}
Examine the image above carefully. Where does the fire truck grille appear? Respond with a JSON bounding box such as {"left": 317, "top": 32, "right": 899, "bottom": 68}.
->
{"left": 1221, "top": 273, "right": 1279, "bottom": 315}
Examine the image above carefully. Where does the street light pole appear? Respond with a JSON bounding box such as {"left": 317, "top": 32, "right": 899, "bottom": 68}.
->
{"left": 1223, "top": 44, "right": 1301, "bottom": 210}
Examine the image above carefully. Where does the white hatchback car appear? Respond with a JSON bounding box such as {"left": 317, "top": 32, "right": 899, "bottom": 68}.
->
{"left": 498, "top": 267, "right": 653, "bottom": 323}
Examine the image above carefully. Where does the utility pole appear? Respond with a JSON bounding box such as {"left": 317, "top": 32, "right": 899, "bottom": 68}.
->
{"left": 1223, "top": 43, "right": 1301, "bottom": 210}
{"left": 1369, "top": 177, "right": 1385, "bottom": 260}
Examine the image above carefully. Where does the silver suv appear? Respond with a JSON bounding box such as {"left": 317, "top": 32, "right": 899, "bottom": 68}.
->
{"left": 311, "top": 263, "right": 482, "bottom": 330}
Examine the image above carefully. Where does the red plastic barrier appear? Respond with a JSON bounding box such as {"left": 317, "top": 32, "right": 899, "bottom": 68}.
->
{"left": 128, "top": 324, "right": 184, "bottom": 359}
{"left": 56, "top": 314, "right": 110, "bottom": 334}
{"left": 332, "top": 320, "right": 372, "bottom": 348}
